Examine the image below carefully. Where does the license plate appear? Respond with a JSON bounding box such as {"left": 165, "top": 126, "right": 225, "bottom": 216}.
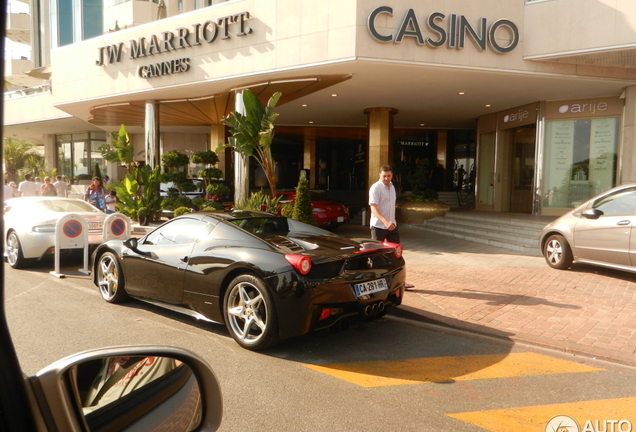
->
{"left": 337, "top": 216, "right": 344, "bottom": 222}
{"left": 354, "top": 278, "right": 388, "bottom": 297}
{"left": 89, "top": 222, "right": 103, "bottom": 230}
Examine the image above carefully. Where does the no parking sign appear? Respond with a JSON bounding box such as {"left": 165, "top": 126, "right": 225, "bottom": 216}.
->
{"left": 51, "top": 214, "right": 90, "bottom": 278}
{"left": 103, "top": 213, "right": 131, "bottom": 241}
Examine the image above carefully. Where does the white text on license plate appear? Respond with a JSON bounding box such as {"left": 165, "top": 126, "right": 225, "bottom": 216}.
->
{"left": 354, "top": 278, "right": 388, "bottom": 297}
{"left": 89, "top": 222, "right": 103, "bottom": 230}
{"left": 337, "top": 216, "right": 344, "bottom": 222}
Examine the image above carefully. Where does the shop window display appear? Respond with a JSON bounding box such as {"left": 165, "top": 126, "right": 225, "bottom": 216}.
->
{"left": 543, "top": 118, "right": 618, "bottom": 208}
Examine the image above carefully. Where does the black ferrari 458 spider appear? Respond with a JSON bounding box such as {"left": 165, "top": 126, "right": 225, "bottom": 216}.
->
{"left": 92, "top": 210, "right": 406, "bottom": 350}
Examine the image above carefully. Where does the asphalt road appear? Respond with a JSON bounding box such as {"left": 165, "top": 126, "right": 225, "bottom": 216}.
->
{"left": 4, "top": 260, "right": 636, "bottom": 432}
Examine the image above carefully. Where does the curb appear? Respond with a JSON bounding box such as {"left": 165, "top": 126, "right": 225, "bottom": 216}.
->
{"left": 389, "top": 304, "right": 636, "bottom": 371}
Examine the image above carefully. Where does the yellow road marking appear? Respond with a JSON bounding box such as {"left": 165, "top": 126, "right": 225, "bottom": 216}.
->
{"left": 304, "top": 352, "right": 601, "bottom": 388}
{"left": 448, "top": 397, "right": 636, "bottom": 432}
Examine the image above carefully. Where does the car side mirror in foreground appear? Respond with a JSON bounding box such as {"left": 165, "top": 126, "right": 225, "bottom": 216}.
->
{"left": 581, "top": 208, "right": 604, "bottom": 219}
{"left": 26, "top": 346, "right": 223, "bottom": 432}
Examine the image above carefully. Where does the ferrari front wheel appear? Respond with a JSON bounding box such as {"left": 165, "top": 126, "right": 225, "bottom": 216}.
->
{"left": 96, "top": 251, "right": 128, "bottom": 303}
{"left": 224, "top": 275, "right": 278, "bottom": 351}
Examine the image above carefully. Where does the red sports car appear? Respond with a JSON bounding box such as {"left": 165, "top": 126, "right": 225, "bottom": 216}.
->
{"left": 277, "top": 191, "right": 350, "bottom": 229}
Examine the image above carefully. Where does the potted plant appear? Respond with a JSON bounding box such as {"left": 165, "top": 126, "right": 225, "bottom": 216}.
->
{"left": 396, "top": 159, "right": 449, "bottom": 224}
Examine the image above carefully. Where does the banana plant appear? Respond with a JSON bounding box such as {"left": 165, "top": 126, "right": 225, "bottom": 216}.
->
{"left": 220, "top": 90, "right": 281, "bottom": 196}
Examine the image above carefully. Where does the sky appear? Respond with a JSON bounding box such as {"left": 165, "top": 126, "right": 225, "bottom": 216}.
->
{"left": 5, "top": 0, "right": 31, "bottom": 61}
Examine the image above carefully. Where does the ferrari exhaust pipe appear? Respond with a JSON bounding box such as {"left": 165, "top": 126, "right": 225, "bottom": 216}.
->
{"left": 364, "top": 305, "right": 372, "bottom": 315}
{"left": 378, "top": 302, "right": 385, "bottom": 312}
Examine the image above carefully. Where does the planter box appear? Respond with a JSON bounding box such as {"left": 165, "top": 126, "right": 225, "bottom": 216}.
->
{"left": 396, "top": 201, "right": 450, "bottom": 225}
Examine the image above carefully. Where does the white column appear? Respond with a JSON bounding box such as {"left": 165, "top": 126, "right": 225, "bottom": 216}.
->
{"left": 234, "top": 92, "right": 249, "bottom": 203}
{"left": 145, "top": 100, "right": 160, "bottom": 168}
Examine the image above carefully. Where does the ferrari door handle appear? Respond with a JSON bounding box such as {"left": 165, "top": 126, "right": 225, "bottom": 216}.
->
{"left": 617, "top": 220, "right": 631, "bottom": 225}
{"left": 180, "top": 256, "right": 189, "bottom": 262}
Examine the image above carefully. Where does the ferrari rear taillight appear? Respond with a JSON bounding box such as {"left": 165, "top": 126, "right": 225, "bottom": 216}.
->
{"left": 383, "top": 241, "right": 403, "bottom": 258}
{"left": 319, "top": 308, "right": 332, "bottom": 320}
{"left": 285, "top": 254, "right": 313, "bottom": 275}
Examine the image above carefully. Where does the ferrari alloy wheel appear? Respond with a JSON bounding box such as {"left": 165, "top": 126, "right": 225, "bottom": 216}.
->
{"left": 6, "top": 231, "right": 26, "bottom": 269}
{"left": 97, "top": 252, "right": 128, "bottom": 303}
{"left": 544, "top": 234, "right": 573, "bottom": 270}
{"left": 224, "top": 275, "right": 278, "bottom": 350}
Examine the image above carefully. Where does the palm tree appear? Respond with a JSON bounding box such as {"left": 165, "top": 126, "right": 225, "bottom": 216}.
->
{"left": 3, "top": 138, "right": 38, "bottom": 183}
{"left": 221, "top": 90, "right": 281, "bottom": 196}
{"left": 23, "top": 154, "right": 46, "bottom": 178}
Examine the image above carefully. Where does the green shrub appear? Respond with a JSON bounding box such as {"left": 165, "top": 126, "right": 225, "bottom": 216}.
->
{"left": 192, "top": 197, "right": 205, "bottom": 207}
{"left": 161, "top": 196, "right": 192, "bottom": 210}
{"left": 174, "top": 206, "right": 192, "bottom": 217}
{"left": 201, "top": 202, "right": 224, "bottom": 211}
{"left": 422, "top": 188, "right": 439, "bottom": 200}
{"left": 234, "top": 190, "right": 281, "bottom": 213}
{"left": 197, "top": 168, "right": 223, "bottom": 180}
{"left": 280, "top": 203, "right": 294, "bottom": 218}
{"left": 191, "top": 150, "right": 219, "bottom": 166}
{"left": 206, "top": 182, "right": 230, "bottom": 198}
{"left": 291, "top": 173, "right": 316, "bottom": 226}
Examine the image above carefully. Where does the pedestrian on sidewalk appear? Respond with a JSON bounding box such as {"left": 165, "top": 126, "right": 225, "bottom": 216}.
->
{"left": 369, "top": 165, "right": 414, "bottom": 290}
{"left": 53, "top": 175, "right": 68, "bottom": 197}
{"left": 369, "top": 165, "right": 399, "bottom": 242}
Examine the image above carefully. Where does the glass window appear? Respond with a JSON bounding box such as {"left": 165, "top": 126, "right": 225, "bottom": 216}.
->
{"left": 543, "top": 118, "right": 618, "bottom": 208}
{"left": 144, "top": 218, "right": 210, "bottom": 245}
{"left": 58, "top": 0, "right": 74, "bottom": 46}
{"left": 592, "top": 189, "right": 636, "bottom": 216}
{"left": 56, "top": 132, "right": 107, "bottom": 183}
{"left": 58, "top": 140, "right": 72, "bottom": 182}
{"left": 82, "top": 0, "right": 103, "bottom": 40}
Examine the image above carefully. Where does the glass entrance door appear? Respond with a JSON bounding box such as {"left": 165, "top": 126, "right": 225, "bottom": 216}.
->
{"left": 476, "top": 132, "right": 495, "bottom": 210}
{"left": 509, "top": 125, "right": 536, "bottom": 213}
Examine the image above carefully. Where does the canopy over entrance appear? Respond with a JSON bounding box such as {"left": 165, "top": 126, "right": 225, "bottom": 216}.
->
{"left": 87, "top": 74, "right": 352, "bottom": 127}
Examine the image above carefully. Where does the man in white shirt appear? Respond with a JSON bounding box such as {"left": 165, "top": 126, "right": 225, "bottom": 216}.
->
{"left": 53, "top": 175, "right": 69, "bottom": 197}
{"left": 18, "top": 174, "right": 40, "bottom": 197}
{"left": 34, "top": 177, "right": 43, "bottom": 193}
{"left": 369, "top": 165, "right": 399, "bottom": 243}
{"left": 368, "top": 165, "right": 414, "bottom": 290}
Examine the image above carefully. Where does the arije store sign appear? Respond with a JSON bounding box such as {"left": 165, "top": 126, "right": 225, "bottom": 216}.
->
{"left": 95, "top": 11, "right": 253, "bottom": 79}
{"left": 368, "top": 6, "right": 519, "bottom": 54}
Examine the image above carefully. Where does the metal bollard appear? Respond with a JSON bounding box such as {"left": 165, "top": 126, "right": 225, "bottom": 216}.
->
{"left": 361, "top": 209, "right": 367, "bottom": 225}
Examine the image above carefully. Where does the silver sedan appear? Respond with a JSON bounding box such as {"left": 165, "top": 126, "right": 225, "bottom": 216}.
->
{"left": 540, "top": 183, "right": 636, "bottom": 272}
{"left": 4, "top": 196, "right": 108, "bottom": 269}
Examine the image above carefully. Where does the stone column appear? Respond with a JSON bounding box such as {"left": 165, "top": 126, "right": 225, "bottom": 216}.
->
{"left": 622, "top": 86, "right": 636, "bottom": 183}
{"left": 144, "top": 101, "right": 160, "bottom": 168}
{"left": 364, "top": 107, "right": 397, "bottom": 189}
{"left": 303, "top": 128, "right": 317, "bottom": 189}
{"left": 43, "top": 134, "right": 56, "bottom": 172}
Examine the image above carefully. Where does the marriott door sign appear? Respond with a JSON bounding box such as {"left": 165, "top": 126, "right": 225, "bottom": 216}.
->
{"left": 95, "top": 11, "right": 253, "bottom": 79}
{"left": 368, "top": 6, "right": 519, "bottom": 54}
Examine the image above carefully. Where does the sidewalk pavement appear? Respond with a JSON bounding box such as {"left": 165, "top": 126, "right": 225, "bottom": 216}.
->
{"left": 337, "top": 223, "right": 636, "bottom": 368}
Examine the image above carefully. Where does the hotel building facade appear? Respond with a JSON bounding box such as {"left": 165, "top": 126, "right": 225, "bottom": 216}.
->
{"left": 5, "top": 0, "right": 636, "bottom": 216}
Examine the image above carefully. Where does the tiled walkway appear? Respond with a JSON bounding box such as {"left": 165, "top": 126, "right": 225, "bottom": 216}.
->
{"left": 338, "top": 223, "right": 636, "bottom": 367}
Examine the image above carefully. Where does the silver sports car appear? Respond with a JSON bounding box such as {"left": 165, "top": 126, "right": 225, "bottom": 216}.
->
{"left": 540, "top": 183, "right": 636, "bottom": 273}
{"left": 4, "top": 196, "right": 107, "bottom": 268}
